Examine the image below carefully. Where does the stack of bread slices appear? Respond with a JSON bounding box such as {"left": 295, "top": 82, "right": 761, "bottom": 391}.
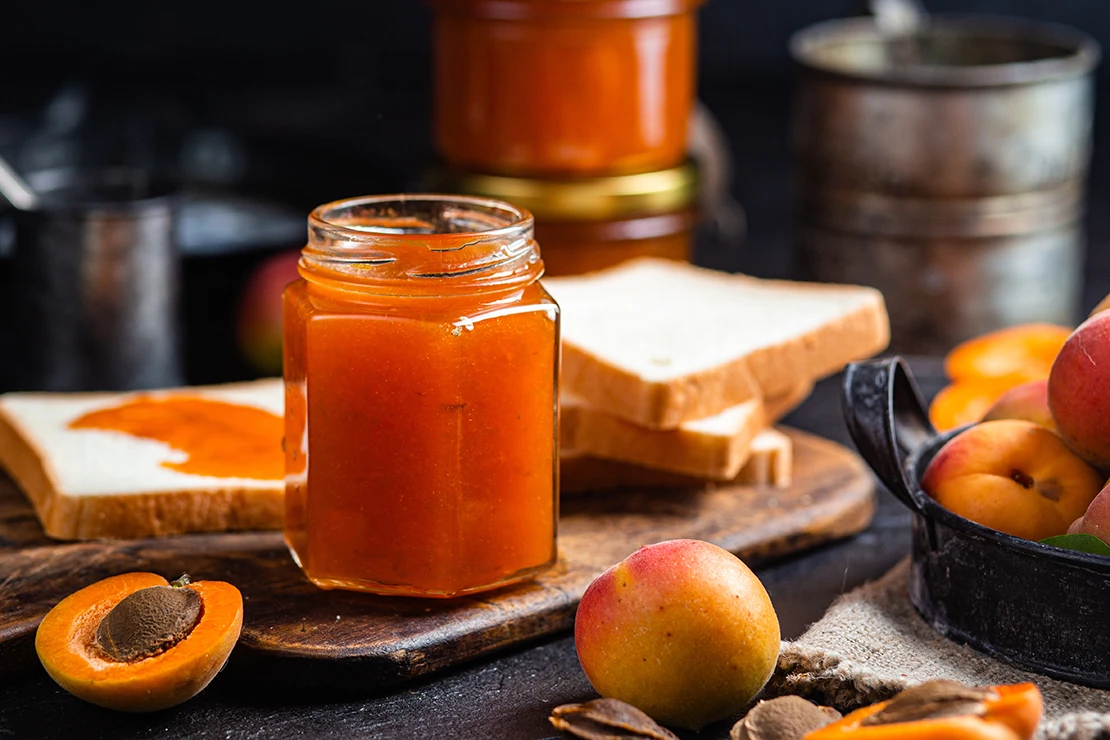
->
{"left": 545, "top": 258, "right": 890, "bottom": 494}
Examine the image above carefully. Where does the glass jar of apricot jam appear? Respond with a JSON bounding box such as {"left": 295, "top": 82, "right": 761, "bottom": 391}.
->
{"left": 431, "top": 0, "right": 704, "bottom": 176}
{"left": 437, "top": 162, "right": 699, "bottom": 276}
{"left": 282, "top": 195, "right": 560, "bottom": 598}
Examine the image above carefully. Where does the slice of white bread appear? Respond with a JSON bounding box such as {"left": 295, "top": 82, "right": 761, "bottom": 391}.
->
{"left": 0, "top": 379, "right": 284, "bottom": 540}
{"left": 559, "top": 379, "right": 811, "bottom": 481}
{"left": 544, "top": 258, "right": 889, "bottom": 429}
{"left": 765, "top": 381, "right": 813, "bottom": 424}
{"left": 561, "top": 392, "right": 764, "bottom": 480}
{"left": 560, "top": 428, "right": 793, "bottom": 494}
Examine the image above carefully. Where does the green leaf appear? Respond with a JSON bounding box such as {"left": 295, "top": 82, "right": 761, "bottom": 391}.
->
{"left": 1039, "top": 533, "right": 1110, "bottom": 557}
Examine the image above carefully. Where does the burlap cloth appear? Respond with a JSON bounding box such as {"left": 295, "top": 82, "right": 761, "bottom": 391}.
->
{"left": 765, "top": 559, "right": 1110, "bottom": 740}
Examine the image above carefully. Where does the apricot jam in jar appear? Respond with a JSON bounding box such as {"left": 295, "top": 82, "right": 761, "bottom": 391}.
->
{"left": 431, "top": 0, "right": 704, "bottom": 177}
{"left": 282, "top": 195, "right": 560, "bottom": 598}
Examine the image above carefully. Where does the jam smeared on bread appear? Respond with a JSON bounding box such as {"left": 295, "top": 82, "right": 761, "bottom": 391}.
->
{"left": 0, "top": 379, "right": 285, "bottom": 540}
{"left": 70, "top": 397, "right": 282, "bottom": 480}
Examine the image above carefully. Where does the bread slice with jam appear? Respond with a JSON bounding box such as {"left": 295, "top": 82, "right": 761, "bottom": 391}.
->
{"left": 0, "top": 379, "right": 284, "bottom": 540}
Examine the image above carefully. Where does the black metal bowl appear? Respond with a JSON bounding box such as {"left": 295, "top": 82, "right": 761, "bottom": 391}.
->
{"left": 841, "top": 357, "right": 1110, "bottom": 689}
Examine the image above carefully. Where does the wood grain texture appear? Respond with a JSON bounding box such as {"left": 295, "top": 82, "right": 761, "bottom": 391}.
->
{"left": 0, "top": 427, "right": 873, "bottom": 692}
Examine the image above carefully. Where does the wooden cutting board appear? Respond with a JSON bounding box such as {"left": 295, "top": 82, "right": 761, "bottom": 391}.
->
{"left": 0, "top": 428, "right": 873, "bottom": 693}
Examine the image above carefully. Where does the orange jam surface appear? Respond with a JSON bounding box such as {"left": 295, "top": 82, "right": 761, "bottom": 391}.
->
{"left": 283, "top": 239, "right": 559, "bottom": 598}
{"left": 69, "top": 397, "right": 283, "bottom": 480}
{"left": 433, "top": 0, "right": 699, "bottom": 176}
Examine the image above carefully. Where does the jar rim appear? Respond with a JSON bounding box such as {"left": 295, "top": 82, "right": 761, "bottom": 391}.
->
{"left": 302, "top": 194, "right": 543, "bottom": 295}
{"left": 308, "top": 193, "right": 534, "bottom": 245}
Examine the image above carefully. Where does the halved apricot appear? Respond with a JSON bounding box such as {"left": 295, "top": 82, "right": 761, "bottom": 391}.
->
{"left": 929, "top": 380, "right": 1017, "bottom": 433}
{"left": 35, "top": 572, "right": 243, "bottom": 712}
{"left": 944, "top": 323, "right": 1071, "bottom": 383}
{"left": 806, "top": 681, "right": 1042, "bottom": 740}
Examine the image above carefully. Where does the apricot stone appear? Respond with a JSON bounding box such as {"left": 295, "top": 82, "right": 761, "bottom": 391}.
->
{"left": 1048, "top": 313, "right": 1110, "bottom": 469}
{"left": 921, "top": 420, "right": 1102, "bottom": 542}
{"left": 574, "top": 539, "right": 780, "bottom": 731}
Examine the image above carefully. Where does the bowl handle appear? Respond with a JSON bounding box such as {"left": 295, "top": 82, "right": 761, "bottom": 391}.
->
{"left": 841, "top": 357, "right": 937, "bottom": 516}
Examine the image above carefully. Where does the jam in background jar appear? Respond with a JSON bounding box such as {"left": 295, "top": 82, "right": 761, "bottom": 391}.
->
{"left": 283, "top": 195, "right": 560, "bottom": 597}
{"left": 431, "top": 0, "right": 703, "bottom": 177}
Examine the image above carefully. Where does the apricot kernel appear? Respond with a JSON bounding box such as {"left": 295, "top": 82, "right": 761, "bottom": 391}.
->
{"left": 96, "top": 575, "right": 202, "bottom": 662}
{"left": 731, "top": 696, "right": 841, "bottom": 740}
{"left": 550, "top": 698, "right": 679, "bottom": 740}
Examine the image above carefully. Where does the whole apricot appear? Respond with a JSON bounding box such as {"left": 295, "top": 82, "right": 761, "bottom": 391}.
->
{"left": 921, "top": 420, "right": 1102, "bottom": 542}
{"left": 1049, "top": 313, "right": 1110, "bottom": 469}
{"left": 36, "top": 572, "right": 243, "bottom": 712}
{"left": 1070, "top": 483, "right": 1110, "bottom": 546}
{"left": 237, "top": 249, "right": 300, "bottom": 375}
{"left": 574, "top": 539, "right": 780, "bottom": 731}
{"left": 981, "top": 379, "right": 1055, "bottom": 432}
{"left": 1091, "top": 293, "right": 1110, "bottom": 318}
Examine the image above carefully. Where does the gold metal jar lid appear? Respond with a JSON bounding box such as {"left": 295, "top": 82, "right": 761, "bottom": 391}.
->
{"left": 432, "top": 161, "right": 699, "bottom": 222}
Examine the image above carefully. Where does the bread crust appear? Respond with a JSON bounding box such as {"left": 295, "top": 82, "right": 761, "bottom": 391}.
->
{"left": 560, "top": 428, "right": 793, "bottom": 494}
{"left": 561, "top": 395, "right": 765, "bottom": 480}
{"left": 765, "top": 382, "right": 813, "bottom": 423}
{"left": 0, "top": 381, "right": 283, "bottom": 541}
{"left": 561, "top": 348, "right": 761, "bottom": 430}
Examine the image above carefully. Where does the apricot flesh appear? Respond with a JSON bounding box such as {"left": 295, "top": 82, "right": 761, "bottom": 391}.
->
{"left": 921, "top": 420, "right": 1103, "bottom": 542}
{"left": 574, "top": 539, "right": 780, "bottom": 731}
{"left": 1048, "top": 313, "right": 1110, "bottom": 469}
{"left": 944, "top": 323, "right": 1070, "bottom": 383}
{"left": 929, "top": 380, "right": 1014, "bottom": 432}
{"left": 35, "top": 572, "right": 243, "bottom": 712}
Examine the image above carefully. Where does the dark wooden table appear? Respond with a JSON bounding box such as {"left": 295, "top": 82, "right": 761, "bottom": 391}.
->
{"left": 0, "top": 366, "right": 940, "bottom": 740}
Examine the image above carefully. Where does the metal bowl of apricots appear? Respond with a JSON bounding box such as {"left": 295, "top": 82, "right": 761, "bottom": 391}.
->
{"left": 841, "top": 354, "right": 1110, "bottom": 690}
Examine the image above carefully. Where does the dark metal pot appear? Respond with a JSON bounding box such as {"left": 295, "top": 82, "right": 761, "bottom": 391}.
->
{"left": 794, "top": 16, "right": 1100, "bottom": 354}
{"left": 7, "top": 168, "right": 182, "bottom": 392}
{"left": 841, "top": 356, "right": 1110, "bottom": 689}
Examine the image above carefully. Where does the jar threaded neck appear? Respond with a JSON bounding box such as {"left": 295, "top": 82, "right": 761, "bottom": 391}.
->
{"left": 301, "top": 194, "right": 542, "bottom": 294}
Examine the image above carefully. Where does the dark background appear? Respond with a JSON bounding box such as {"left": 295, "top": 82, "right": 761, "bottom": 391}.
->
{"left": 0, "top": 0, "right": 1107, "bottom": 384}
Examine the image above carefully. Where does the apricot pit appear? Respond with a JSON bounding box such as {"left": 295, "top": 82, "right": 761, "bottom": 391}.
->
{"left": 95, "top": 576, "right": 203, "bottom": 662}
{"left": 36, "top": 572, "right": 243, "bottom": 712}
